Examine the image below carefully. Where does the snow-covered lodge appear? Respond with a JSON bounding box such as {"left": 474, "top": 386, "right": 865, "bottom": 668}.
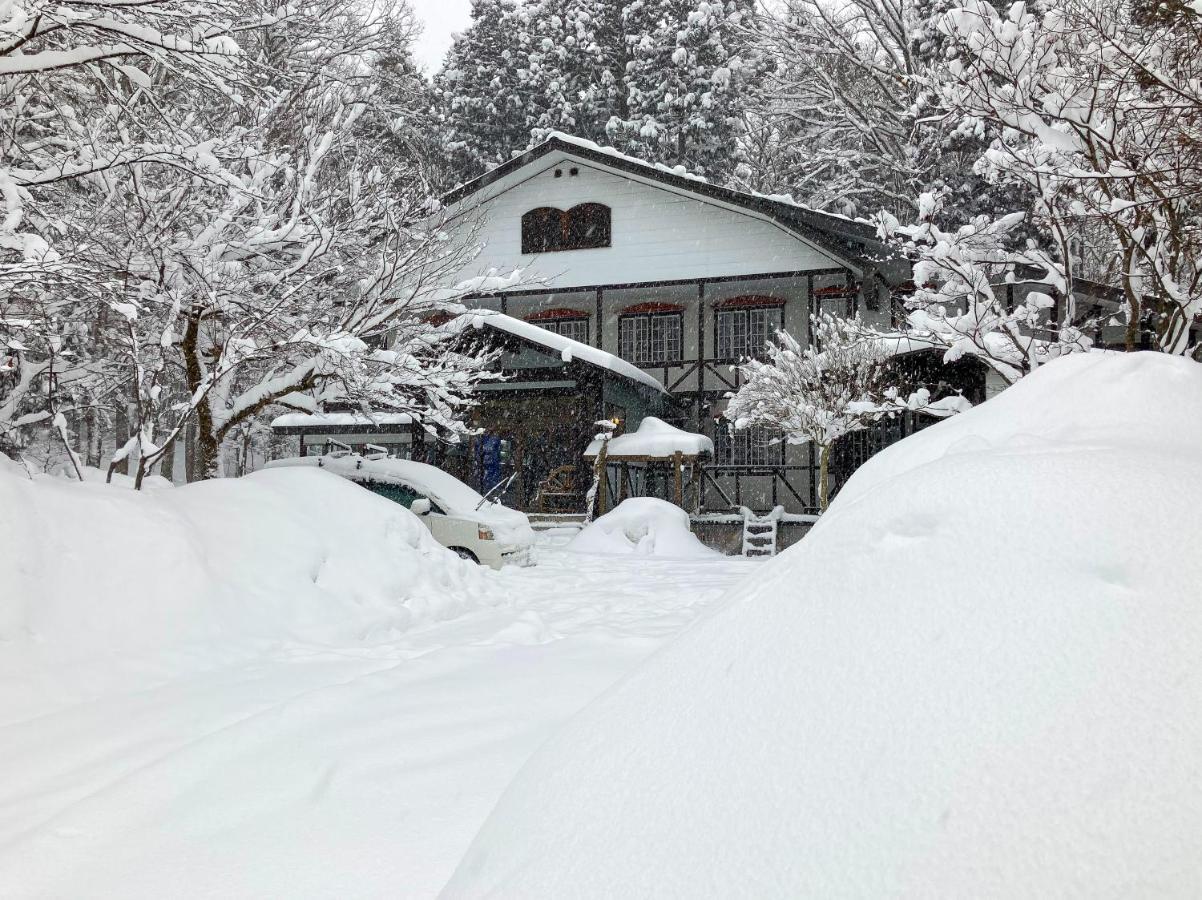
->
{"left": 276, "top": 134, "right": 989, "bottom": 515}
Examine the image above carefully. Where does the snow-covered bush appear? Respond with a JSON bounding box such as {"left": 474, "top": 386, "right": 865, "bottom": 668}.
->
{"left": 446, "top": 351, "right": 1202, "bottom": 896}
{"left": 569, "top": 498, "right": 717, "bottom": 559}
{"left": 725, "top": 314, "right": 969, "bottom": 509}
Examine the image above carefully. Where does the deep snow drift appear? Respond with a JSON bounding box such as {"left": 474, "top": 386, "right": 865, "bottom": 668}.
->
{"left": 445, "top": 352, "right": 1202, "bottom": 898}
{"left": 569, "top": 498, "right": 718, "bottom": 558}
{"left": 0, "top": 463, "right": 488, "bottom": 716}
{"left": 0, "top": 463, "right": 757, "bottom": 897}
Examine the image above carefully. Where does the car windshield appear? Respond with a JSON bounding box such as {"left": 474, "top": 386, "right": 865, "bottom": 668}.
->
{"left": 360, "top": 460, "right": 494, "bottom": 516}
{"left": 359, "top": 480, "right": 445, "bottom": 515}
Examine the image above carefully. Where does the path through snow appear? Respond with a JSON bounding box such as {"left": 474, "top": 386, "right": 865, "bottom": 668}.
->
{"left": 0, "top": 534, "right": 758, "bottom": 898}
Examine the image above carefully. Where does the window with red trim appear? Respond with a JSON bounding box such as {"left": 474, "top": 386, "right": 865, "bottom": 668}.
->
{"left": 813, "top": 282, "right": 860, "bottom": 317}
{"left": 715, "top": 297, "right": 784, "bottom": 360}
{"left": 619, "top": 309, "right": 682, "bottom": 365}
{"left": 526, "top": 309, "right": 590, "bottom": 344}
{"left": 712, "top": 295, "right": 784, "bottom": 310}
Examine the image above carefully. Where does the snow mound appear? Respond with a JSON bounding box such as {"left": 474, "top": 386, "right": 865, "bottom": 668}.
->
{"left": 444, "top": 352, "right": 1202, "bottom": 898}
{"left": 0, "top": 465, "right": 491, "bottom": 714}
{"left": 838, "top": 350, "right": 1202, "bottom": 505}
{"left": 568, "top": 498, "right": 718, "bottom": 559}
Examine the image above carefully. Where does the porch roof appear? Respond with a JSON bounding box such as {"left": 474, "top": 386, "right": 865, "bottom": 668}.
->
{"left": 448, "top": 312, "right": 669, "bottom": 395}
{"left": 270, "top": 412, "right": 413, "bottom": 434}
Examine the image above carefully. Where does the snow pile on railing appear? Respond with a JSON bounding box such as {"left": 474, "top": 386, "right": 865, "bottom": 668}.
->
{"left": 0, "top": 464, "right": 490, "bottom": 714}
{"left": 445, "top": 351, "right": 1202, "bottom": 897}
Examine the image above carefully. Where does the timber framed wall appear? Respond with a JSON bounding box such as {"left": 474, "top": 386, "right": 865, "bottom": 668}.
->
{"left": 465, "top": 265, "right": 883, "bottom": 514}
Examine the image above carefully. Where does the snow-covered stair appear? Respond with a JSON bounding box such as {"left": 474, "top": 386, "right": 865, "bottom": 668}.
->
{"left": 740, "top": 506, "right": 782, "bottom": 558}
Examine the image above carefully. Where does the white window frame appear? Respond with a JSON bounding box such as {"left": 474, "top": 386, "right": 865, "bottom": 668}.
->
{"left": 716, "top": 424, "right": 785, "bottom": 467}
{"left": 715, "top": 305, "right": 784, "bottom": 360}
{"left": 618, "top": 312, "right": 683, "bottom": 365}
{"left": 540, "top": 316, "right": 589, "bottom": 344}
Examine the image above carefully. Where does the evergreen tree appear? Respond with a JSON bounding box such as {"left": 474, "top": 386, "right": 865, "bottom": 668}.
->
{"left": 433, "top": 0, "right": 761, "bottom": 183}
{"left": 432, "top": 0, "right": 530, "bottom": 181}
{"left": 354, "top": 12, "right": 450, "bottom": 194}
{"left": 521, "top": 0, "right": 628, "bottom": 145}
{"left": 610, "top": 0, "right": 758, "bottom": 179}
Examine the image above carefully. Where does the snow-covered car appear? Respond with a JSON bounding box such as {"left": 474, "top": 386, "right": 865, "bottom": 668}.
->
{"left": 264, "top": 454, "right": 535, "bottom": 569}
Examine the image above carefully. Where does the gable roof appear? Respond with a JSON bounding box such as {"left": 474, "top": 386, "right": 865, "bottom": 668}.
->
{"left": 442, "top": 133, "right": 898, "bottom": 279}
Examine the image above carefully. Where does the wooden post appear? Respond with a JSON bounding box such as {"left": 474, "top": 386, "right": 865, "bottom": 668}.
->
{"left": 595, "top": 287, "right": 603, "bottom": 349}
{"left": 597, "top": 443, "right": 609, "bottom": 515}
{"left": 514, "top": 436, "right": 526, "bottom": 510}
{"left": 696, "top": 281, "right": 705, "bottom": 433}
{"left": 619, "top": 461, "right": 629, "bottom": 502}
{"left": 673, "top": 451, "right": 683, "bottom": 507}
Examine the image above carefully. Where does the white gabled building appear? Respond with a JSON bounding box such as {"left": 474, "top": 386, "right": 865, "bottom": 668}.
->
{"left": 436, "top": 134, "right": 977, "bottom": 514}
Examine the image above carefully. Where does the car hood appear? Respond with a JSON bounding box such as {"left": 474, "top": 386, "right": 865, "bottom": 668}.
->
{"left": 469, "top": 503, "right": 536, "bottom": 549}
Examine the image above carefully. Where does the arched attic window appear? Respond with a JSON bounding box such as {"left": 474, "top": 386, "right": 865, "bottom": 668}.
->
{"left": 521, "top": 204, "right": 612, "bottom": 254}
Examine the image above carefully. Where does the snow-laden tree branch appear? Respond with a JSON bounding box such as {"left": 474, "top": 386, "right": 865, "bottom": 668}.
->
{"left": 930, "top": 0, "right": 1202, "bottom": 356}
{"left": 1, "top": 0, "right": 509, "bottom": 482}
{"left": 875, "top": 195, "right": 1094, "bottom": 383}
{"left": 725, "top": 314, "right": 970, "bottom": 509}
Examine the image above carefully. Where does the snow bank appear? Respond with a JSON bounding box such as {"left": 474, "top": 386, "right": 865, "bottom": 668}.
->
{"left": 584, "top": 417, "right": 713, "bottom": 458}
{"left": 445, "top": 352, "right": 1202, "bottom": 898}
{"left": 568, "top": 498, "right": 718, "bottom": 559}
{"left": 0, "top": 465, "right": 490, "bottom": 715}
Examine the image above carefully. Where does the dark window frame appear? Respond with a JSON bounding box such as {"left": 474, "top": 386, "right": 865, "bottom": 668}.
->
{"left": 618, "top": 310, "right": 684, "bottom": 366}
{"left": 520, "top": 203, "right": 612, "bottom": 254}
{"left": 358, "top": 479, "right": 445, "bottom": 515}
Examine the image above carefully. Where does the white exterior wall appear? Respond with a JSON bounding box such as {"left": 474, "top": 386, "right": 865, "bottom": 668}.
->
{"left": 449, "top": 153, "right": 842, "bottom": 288}
{"left": 442, "top": 149, "right": 875, "bottom": 514}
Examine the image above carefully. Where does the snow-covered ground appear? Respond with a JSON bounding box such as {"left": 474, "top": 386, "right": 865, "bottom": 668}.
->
{"left": 0, "top": 512, "right": 756, "bottom": 898}
{"left": 445, "top": 352, "right": 1202, "bottom": 898}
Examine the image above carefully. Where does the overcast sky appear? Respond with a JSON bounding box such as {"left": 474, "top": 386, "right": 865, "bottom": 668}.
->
{"left": 409, "top": 0, "right": 473, "bottom": 74}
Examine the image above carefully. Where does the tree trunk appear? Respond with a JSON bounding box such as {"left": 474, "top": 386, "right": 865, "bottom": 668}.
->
{"left": 160, "top": 434, "right": 175, "bottom": 483}
{"left": 85, "top": 406, "right": 103, "bottom": 468}
{"left": 818, "top": 442, "right": 832, "bottom": 512}
{"left": 112, "top": 402, "right": 130, "bottom": 475}
{"left": 184, "top": 421, "right": 197, "bottom": 482}
{"left": 196, "top": 419, "right": 222, "bottom": 480}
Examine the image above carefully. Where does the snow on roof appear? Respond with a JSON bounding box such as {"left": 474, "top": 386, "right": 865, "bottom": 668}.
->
{"left": 585, "top": 417, "right": 713, "bottom": 458}
{"left": 448, "top": 312, "right": 668, "bottom": 395}
{"left": 541, "top": 134, "right": 885, "bottom": 243}
{"left": 542, "top": 131, "right": 710, "bottom": 184}
{"left": 270, "top": 412, "right": 413, "bottom": 429}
